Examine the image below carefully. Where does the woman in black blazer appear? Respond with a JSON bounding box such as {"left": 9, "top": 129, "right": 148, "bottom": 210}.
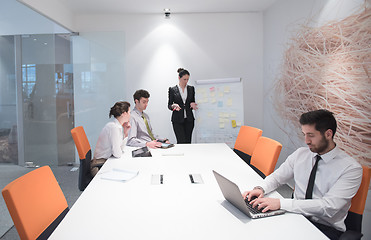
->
{"left": 168, "top": 68, "right": 198, "bottom": 143}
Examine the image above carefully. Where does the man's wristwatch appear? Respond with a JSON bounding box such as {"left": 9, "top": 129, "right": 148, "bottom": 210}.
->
{"left": 253, "top": 186, "right": 265, "bottom": 194}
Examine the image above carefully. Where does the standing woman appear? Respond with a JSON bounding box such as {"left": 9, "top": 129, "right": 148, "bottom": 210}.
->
{"left": 168, "top": 68, "right": 198, "bottom": 143}
{"left": 92, "top": 101, "right": 131, "bottom": 176}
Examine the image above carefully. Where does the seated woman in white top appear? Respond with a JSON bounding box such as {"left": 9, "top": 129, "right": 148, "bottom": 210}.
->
{"left": 92, "top": 101, "right": 131, "bottom": 176}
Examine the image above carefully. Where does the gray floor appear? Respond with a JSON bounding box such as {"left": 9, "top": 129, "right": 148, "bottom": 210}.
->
{"left": 0, "top": 164, "right": 82, "bottom": 240}
{"left": 1, "top": 165, "right": 371, "bottom": 240}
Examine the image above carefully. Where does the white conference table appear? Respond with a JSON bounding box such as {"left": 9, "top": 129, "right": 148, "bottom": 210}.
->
{"left": 49, "top": 143, "right": 327, "bottom": 240}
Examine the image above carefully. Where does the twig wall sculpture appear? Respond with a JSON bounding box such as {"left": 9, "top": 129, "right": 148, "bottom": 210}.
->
{"left": 274, "top": 7, "right": 371, "bottom": 166}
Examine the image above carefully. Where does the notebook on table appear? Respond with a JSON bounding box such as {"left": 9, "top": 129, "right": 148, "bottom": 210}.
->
{"left": 213, "top": 170, "right": 285, "bottom": 219}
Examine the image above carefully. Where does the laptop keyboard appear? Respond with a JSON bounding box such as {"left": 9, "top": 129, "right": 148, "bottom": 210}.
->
{"left": 244, "top": 197, "right": 264, "bottom": 214}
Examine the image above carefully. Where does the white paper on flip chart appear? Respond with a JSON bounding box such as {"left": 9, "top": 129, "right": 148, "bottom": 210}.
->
{"left": 100, "top": 168, "right": 139, "bottom": 181}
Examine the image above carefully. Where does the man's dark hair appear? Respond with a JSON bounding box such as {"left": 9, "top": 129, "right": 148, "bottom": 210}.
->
{"left": 299, "top": 109, "right": 337, "bottom": 138}
{"left": 133, "top": 89, "right": 150, "bottom": 102}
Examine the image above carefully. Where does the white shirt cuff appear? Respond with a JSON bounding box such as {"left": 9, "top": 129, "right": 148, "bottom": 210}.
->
{"left": 280, "top": 198, "right": 293, "bottom": 211}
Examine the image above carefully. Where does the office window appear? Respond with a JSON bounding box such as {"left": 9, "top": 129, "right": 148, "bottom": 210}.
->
{"left": 22, "top": 64, "right": 36, "bottom": 98}
{"left": 81, "top": 71, "right": 91, "bottom": 91}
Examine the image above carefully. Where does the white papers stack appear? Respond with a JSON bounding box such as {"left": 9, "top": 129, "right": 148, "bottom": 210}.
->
{"left": 100, "top": 168, "right": 139, "bottom": 182}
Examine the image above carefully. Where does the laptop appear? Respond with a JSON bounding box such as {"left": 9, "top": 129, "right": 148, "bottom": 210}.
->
{"left": 213, "top": 170, "right": 285, "bottom": 219}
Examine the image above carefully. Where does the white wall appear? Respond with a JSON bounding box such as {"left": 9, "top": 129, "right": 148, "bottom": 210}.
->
{"left": 75, "top": 13, "right": 264, "bottom": 146}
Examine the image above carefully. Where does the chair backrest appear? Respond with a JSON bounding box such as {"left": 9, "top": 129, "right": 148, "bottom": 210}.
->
{"left": 345, "top": 165, "right": 371, "bottom": 232}
{"left": 250, "top": 136, "right": 282, "bottom": 178}
{"left": 233, "top": 125, "right": 263, "bottom": 164}
{"left": 2, "top": 166, "right": 69, "bottom": 240}
{"left": 71, "top": 126, "right": 92, "bottom": 191}
{"left": 71, "top": 126, "right": 91, "bottom": 160}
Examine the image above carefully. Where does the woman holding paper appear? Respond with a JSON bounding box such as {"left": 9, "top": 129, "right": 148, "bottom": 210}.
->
{"left": 92, "top": 101, "right": 131, "bottom": 176}
{"left": 168, "top": 68, "right": 198, "bottom": 144}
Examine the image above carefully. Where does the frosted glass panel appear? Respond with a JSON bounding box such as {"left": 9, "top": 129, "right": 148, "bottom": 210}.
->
{"left": 72, "top": 32, "right": 126, "bottom": 162}
{"left": 21, "top": 34, "right": 74, "bottom": 166}
{"left": 22, "top": 34, "right": 58, "bottom": 166}
{"left": 0, "top": 36, "right": 18, "bottom": 164}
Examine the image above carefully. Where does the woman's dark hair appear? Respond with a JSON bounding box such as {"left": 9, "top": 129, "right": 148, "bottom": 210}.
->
{"left": 299, "top": 109, "right": 337, "bottom": 138}
{"left": 133, "top": 89, "right": 150, "bottom": 102}
{"left": 109, "top": 101, "right": 130, "bottom": 118}
{"left": 178, "top": 68, "right": 190, "bottom": 78}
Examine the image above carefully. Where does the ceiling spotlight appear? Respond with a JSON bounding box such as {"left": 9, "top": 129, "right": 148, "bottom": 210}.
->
{"left": 164, "top": 8, "right": 170, "bottom": 19}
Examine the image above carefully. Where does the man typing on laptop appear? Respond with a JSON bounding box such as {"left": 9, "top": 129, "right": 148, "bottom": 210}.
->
{"left": 242, "top": 110, "right": 362, "bottom": 240}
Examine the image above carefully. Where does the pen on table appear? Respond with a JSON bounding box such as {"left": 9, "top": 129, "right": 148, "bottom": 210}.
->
{"left": 160, "top": 174, "right": 163, "bottom": 184}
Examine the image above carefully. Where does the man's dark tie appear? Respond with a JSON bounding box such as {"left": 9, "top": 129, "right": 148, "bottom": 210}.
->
{"left": 305, "top": 155, "right": 322, "bottom": 199}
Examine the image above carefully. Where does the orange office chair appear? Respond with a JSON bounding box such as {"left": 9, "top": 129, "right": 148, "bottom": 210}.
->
{"left": 340, "top": 165, "right": 371, "bottom": 240}
{"left": 2, "top": 166, "right": 69, "bottom": 240}
{"left": 249, "top": 136, "right": 282, "bottom": 178}
{"left": 233, "top": 125, "right": 263, "bottom": 165}
{"left": 71, "top": 126, "right": 103, "bottom": 191}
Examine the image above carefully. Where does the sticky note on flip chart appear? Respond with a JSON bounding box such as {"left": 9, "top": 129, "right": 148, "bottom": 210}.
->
{"left": 199, "top": 88, "right": 206, "bottom": 94}
{"left": 227, "top": 98, "right": 233, "bottom": 106}
{"left": 231, "top": 120, "right": 237, "bottom": 128}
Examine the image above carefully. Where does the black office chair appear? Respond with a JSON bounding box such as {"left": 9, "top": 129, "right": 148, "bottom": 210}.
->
{"left": 71, "top": 126, "right": 103, "bottom": 191}
{"left": 340, "top": 166, "right": 370, "bottom": 240}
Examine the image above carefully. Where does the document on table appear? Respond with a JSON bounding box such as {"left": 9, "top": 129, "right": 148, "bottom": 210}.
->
{"left": 100, "top": 168, "right": 139, "bottom": 182}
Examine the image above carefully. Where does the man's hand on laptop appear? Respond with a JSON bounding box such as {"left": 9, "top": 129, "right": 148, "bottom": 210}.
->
{"left": 146, "top": 140, "right": 162, "bottom": 149}
{"left": 242, "top": 188, "right": 264, "bottom": 201}
{"left": 250, "top": 197, "right": 281, "bottom": 213}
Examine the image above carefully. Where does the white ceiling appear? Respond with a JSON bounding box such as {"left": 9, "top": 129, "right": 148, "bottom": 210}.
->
{"left": 0, "top": 0, "right": 278, "bottom": 35}
{"left": 61, "top": 0, "right": 278, "bottom": 14}
{"left": 0, "top": 0, "right": 70, "bottom": 35}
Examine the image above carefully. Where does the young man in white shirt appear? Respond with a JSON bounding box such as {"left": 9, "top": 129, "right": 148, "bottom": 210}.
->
{"left": 243, "top": 109, "right": 362, "bottom": 240}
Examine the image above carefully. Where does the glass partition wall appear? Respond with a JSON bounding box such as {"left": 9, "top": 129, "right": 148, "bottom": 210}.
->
{"left": 0, "top": 36, "right": 17, "bottom": 165}
{"left": 0, "top": 34, "right": 74, "bottom": 166}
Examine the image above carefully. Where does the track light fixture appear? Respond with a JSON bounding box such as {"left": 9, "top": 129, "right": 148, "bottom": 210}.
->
{"left": 164, "top": 8, "right": 170, "bottom": 19}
